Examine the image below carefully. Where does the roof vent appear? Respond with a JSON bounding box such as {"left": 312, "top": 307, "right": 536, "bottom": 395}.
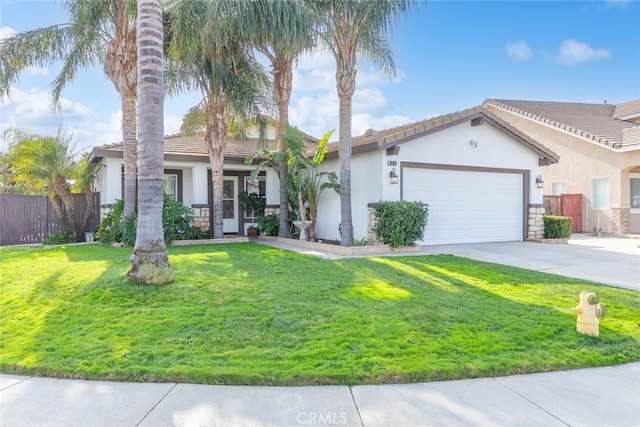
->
{"left": 364, "top": 128, "right": 378, "bottom": 137}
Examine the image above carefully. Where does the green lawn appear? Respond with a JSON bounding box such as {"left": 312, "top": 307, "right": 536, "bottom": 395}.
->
{"left": 1, "top": 243, "right": 639, "bottom": 385}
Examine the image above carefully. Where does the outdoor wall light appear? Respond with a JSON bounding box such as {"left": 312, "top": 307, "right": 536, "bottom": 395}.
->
{"left": 536, "top": 175, "right": 544, "bottom": 189}
{"left": 389, "top": 168, "right": 399, "bottom": 184}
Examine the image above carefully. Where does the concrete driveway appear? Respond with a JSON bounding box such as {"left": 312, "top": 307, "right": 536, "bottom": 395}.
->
{"left": 419, "top": 234, "right": 639, "bottom": 290}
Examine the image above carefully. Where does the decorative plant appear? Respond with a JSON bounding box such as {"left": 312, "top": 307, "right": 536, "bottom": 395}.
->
{"left": 372, "top": 201, "right": 429, "bottom": 247}
{"left": 258, "top": 214, "right": 279, "bottom": 236}
{"left": 247, "top": 125, "right": 340, "bottom": 241}
{"left": 239, "top": 191, "right": 266, "bottom": 229}
{"left": 285, "top": 128, "right": 340, "bottom": 241}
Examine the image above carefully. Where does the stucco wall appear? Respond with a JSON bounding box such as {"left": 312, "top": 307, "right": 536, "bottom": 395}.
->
{"left": 485, "top": 104, "right": 640, "bottom": 233}
{"left": 315, "top": 119, "right": 544, "bottom": 243}
{"left": 315, "top": 150, "right": 382, "bottom": 242}
{"left": 395, "top": 120, "right": 544, "bottom": 203}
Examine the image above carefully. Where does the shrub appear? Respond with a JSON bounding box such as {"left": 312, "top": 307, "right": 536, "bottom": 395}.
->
{"left": 372, "top": 201, "right": 428, "bottom": 248}
{"left": 96, "top": 199, "right": 124, "bottom": 245}
{"left": 162, "top": 195, "right": 195, "bottom": 242}
{"left": 122, "top": 213, "right": 137, "bottom": 247}
{"left": 543, "top": 215, "right": 572, "bottom": 239}
{"left": 106, "top": 195, "right": 209, "bottom": 245}
{"left": 258, "top": 214, "right": 279, "bottom": 236}
{"left": 43, "top": 229, "right": 75, "bottom": 245}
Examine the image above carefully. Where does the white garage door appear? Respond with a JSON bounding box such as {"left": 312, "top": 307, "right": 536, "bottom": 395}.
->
{"left": 403, "top": 167, "right": 524, "bottom": 245}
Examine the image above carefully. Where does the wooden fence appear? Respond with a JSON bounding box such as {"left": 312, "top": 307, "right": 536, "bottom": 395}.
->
{"left": 543, "top": 194, "right": 583, "bottom": 233}
{"left": 0, "top": 192, "right": 100, "bottom": 246}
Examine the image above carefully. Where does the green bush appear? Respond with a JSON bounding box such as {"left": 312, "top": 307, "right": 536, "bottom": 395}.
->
{"left": 543, "top": 215, "right": 572, "bottom": 239}
{"left": 372, "top": 201, "right": 429, "bottom": 248}
{"left": 43, "top": 229, "right": 75, "bottom": 245}
{"left": 258, "top": 214, "right": 279, "bottom": 236}
{"left": 105, "top": 195, "right": 209, "bottom": 245}
{"left": 162, "top": 195, "right": 195, "bottom": 242}
{"left": 96, "top": 199, "right": 124, "bottom": 245}
{"left": 122, "top": 213, "right": 137, "bottom": 246}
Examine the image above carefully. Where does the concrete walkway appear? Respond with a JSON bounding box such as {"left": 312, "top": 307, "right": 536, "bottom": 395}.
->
{"left": 2, "top": 363, "right": 639, "bottom": 426}
{"left": 419, "top": 234, "right": 640, "bottom": 290}
{"left": 259, "top": 233, "right": 639, "bottom": 290}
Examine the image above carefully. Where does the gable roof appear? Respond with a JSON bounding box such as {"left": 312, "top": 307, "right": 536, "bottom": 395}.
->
{"left": 325, "top": 106, "right": 559, "bottom": 165}
{"left": 89, "top": 131, "right": 319, "bottom": 165}
{"left": 484, "top": 99, "right": 640, "bottom": 151}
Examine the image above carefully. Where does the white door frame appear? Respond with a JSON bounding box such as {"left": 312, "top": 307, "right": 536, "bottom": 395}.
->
{"left": 222, "top": 176, "right": 238, "bottom": 233}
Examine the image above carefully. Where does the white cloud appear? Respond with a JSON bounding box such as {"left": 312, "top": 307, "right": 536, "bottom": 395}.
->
{"left": 606, "top": 0, "right": 632, "bottom": 7}
{"left": 289, "top": 49, "right": 411, "bottom": 138}
{"left": 0, "top": 86, "right": 122, "bottom": 153}
{"left": 351, "top": 113, "right": 410, "bottom": 137}
{"left": 0, "top": 26, "right": 17, "bottom": 39}
{"left": 506, "top": 41, "right": 532, "bottom": 61}
{"left": 554, "top": 39, "right": 611, "bottom": 66}
{"left": 25, "top": 66, "right": 49, "bottom": 76}
{"left": 164, "top": 115, "right": 183, "bottom": 135}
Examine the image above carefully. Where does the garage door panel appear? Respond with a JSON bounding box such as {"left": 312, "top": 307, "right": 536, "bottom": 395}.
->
{"left": 403, "top": 168, "right": 524, "bottom": 245}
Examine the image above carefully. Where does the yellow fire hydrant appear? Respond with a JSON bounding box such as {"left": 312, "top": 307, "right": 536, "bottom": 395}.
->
{"left": 570, "top": 291, "right": 606, "bottom": 337}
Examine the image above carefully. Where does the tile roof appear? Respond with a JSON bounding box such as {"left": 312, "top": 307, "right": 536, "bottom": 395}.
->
{"left": 484, "top": 99, "right": 640, "bottom": 151}
{"left": 325, "top": 106, "right": 558, "bottom": 164}
{"left": 90, "top": 132, "right": 318, "bottom": 163}
{"left": 613, "top": 99, "right": 640, "bottom": 120}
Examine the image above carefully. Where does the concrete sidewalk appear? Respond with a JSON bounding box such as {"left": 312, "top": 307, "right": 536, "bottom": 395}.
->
{"left": 2, "top": 363, "right": 639, "bottom": 426}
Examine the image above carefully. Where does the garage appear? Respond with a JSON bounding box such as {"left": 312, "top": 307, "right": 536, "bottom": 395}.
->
{"left": 403, "top": 166, "right": 525, "bottom": 245}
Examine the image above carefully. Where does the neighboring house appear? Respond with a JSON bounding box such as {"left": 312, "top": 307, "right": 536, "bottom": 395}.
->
{"left": 484, "top": 99, "right": 640, "bottom": 235}
{"left": 315, "top": 106, "right": 559, "bottom": 245}
{"left": 89, "top": 130, "right": 318, "bottom": 235}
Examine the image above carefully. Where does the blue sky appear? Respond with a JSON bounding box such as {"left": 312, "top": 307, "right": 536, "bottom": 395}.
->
{"left": 1, "top": 0, "right": 639, "bottom": 153}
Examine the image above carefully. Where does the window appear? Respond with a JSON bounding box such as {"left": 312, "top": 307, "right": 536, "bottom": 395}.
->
{"left": 631, "top": 174, "right": 640, "bottom": 210}
{"left": 244, "top": 176, "right": 266, "bottom": 218}
{"left": 592, "top": 179, "right": 609, "bottom": 209}
{"left": 552, "top": 182, "right": 565, "bottom": 195}
{"left": 163, "top": 174, "right": 178, "bottom": 201}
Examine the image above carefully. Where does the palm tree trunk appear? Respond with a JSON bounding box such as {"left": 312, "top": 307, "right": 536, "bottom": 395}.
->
{"left": 207, "top": 99, "right": 228, "bottom": 239}
{"left": 274, "top": 55, "right": 293, "bottom": 237}
{"left": 82, "top": 189, "right": 94, "bottom": 235}
{"left": 54, "top": 181, "right": 77, "bottom": 240}
{"left": 128, "top": 0, "right": 172, "bottom": 285}
{"left": 336, "top": 63, "right": 356, "bottom": 247}
{"left": 122, "top": 93, "right": 137, "bottom": 218}
{"left": 106, "top": 26, "right": 138, "bottom": 219}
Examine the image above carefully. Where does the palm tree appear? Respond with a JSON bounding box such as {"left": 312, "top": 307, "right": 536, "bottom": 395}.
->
{"left": 74, "top": 153, "right": 97, "bottom": 236}
{"left": 128, "top": 0, "right": 172, "bottom": 285}
{"left": 234, "top": 0, "right": 315, "bottom": 237}
{"left": 0, "top": 0, "right": 139, "bottom": 218}
{"left": 165, "top": 0, "right": 271, "bottom": 239}
{"left": 6, "top": 128, "right": 78, "bottom": 238}
{"left": 314, "top": 0, "right": 413, "bottom": 246}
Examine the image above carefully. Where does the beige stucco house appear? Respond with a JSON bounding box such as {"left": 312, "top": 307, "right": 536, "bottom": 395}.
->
{"left": 484, "top": 99, "right": 640, "bottom": 235}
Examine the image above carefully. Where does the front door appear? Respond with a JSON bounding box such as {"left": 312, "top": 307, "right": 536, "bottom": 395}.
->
{"left": 222, "top": 177, "right": 238, "bottom": 233}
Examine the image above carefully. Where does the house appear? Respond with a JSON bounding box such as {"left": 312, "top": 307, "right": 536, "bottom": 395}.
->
{"left": 89, "top": 130, "right": 318, "bottom": 235}
{"left": 90, "top": 106, "right": 558, "bottom": 246}
{"left": 484, "top": 99, "right": 640, "bottom": 235}
{"left": 314, "top": 106, "right": 559, "bottom": 245}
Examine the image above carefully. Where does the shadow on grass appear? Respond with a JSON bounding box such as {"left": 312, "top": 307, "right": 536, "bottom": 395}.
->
{"left": 1, "top": 243, "right": 639, "bottom": 385}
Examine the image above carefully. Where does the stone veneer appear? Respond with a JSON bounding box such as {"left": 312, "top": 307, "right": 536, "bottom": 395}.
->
{"left": 528, "top": 205, "right": 545, "bottom": 240}
{"left": 192, "top": 206, "right": 210, "bottom": 232}
{"left": 366, "top": 206, "right": 383, "bottom": 245}
{"left": 612, "top": 207, "right": 630, "bottom": 235}
{"left": 100, "top": 204, "right": 113, "bottom": 221}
